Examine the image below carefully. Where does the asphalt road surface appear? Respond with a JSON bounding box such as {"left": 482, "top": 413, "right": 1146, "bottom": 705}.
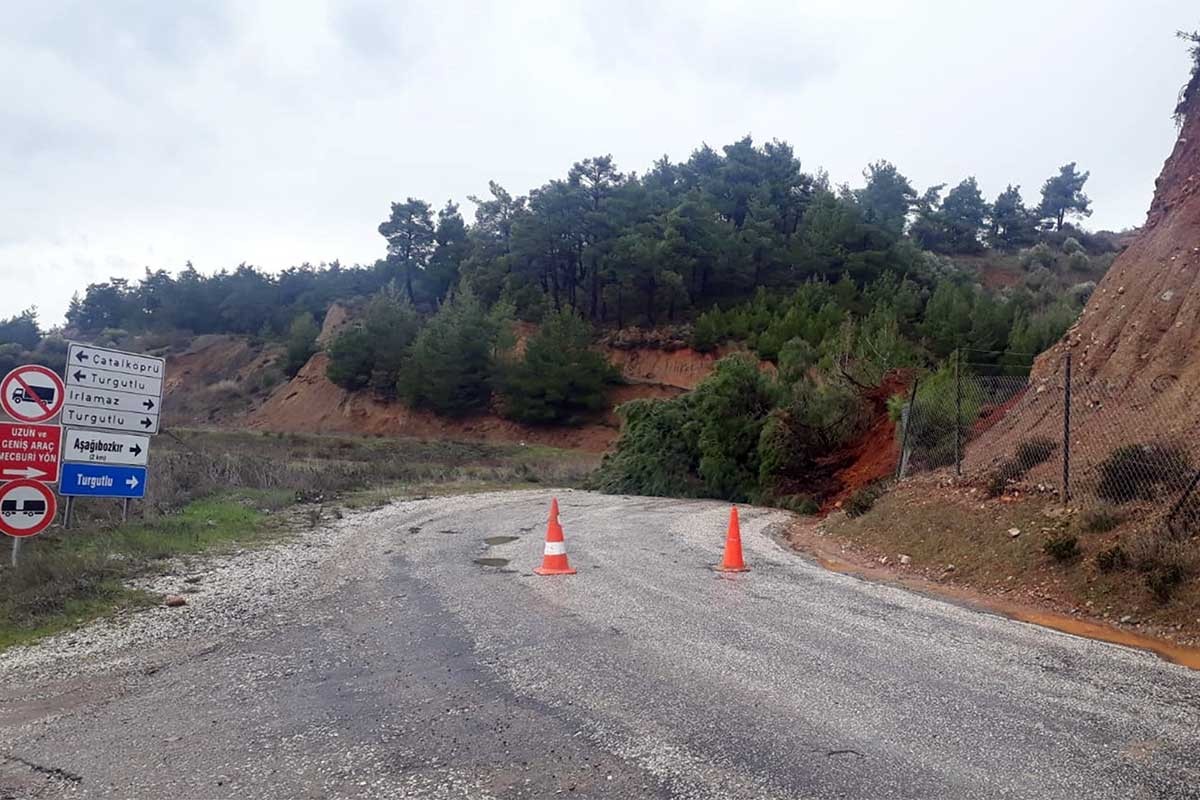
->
{"left": 1, "top": 490, "right": 1199, "bottom": 799}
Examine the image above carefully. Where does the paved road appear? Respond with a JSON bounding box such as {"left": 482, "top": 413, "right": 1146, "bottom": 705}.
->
{"left": 1, "top": 490, "right": 1199, "bottom": 799}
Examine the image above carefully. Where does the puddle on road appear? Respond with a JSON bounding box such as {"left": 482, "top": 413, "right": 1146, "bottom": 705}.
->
{"left": 484, "top": 535, "right": 519, "bottom": 546}
{"left": 473, "top": 557, "right": 511, "bottom": 567}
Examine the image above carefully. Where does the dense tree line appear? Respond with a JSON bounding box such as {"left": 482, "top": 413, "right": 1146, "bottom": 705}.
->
{"left": 62, "top": 138, "right": 1102, "bottom": 339}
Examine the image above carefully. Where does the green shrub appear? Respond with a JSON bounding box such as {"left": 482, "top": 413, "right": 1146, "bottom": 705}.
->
{"left": 1061, "top": 236, "right": 1084, "bottom": 255}
{"left": 1014, "top": 436, "right": 1057, "bottom": 468}
{"left": 758, "top": 376, "right": 868, "bottom": 493}
{"left": 325, "top": 288, "right": 421, "bottom": 394}
{"left": 399, "top": 287, "right": 504, "bottom": 416}
{"left": 284, "top": 312, "right": 320, "bottom": 377}
{"left": 694, "top": 355, "right": 779, "bottom": 501}
{"left": 986, "top": 471, "right": 1010, "bottom": 498}
{"left": 498, "top": 309, "right": 617, "bottom": 425}
{"left": 1096, "top": 545, "right": 1129, "bottom": 573}
{"left": 1096, "top": 443, "right": 1191, "bottom": 503}
{"left": 1018, "top": 242, "right": 1055, "bottom": 270}
{"left": 592, "top": 396, "right": 702, "bottom": 498}
{"left": 845, "top": 483, "right": 885, "bottom": 518}
{"left": 690, "top": 311, "right": 723, "bottom": 353}
{"left": 1079, "top": 507, "right": 1122, "bottom": 534}
{"left": 1146, "top": 565, "right": 1185, "bottom": 604}
{"left": 769, "top": 494, "right": 820, "bottom": 515}
{"left": 594, "top": 354, "right": 776, "bottom": 502}
{"left": 326, "top": 327, "right": 373, "bottom": 390}
{"left": 1043, "top": 534, "right": 1080, "bottom": 563}
{"left": 904, "top": 364, "right": 981, "bottom": 469}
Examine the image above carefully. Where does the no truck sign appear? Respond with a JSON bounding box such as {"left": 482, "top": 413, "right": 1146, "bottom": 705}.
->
{"left": 1, "top": 365, "right": 65, "bottom": 424}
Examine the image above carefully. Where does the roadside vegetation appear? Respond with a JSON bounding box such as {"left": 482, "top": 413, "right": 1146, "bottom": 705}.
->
{"left": 0, "top": 430, "right": 596, "bottom": 650}
{"left": 817, "top": 473, "right": 1200, "bottom": 642}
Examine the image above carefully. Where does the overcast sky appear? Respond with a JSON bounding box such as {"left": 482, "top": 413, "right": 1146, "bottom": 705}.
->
{"left": 2, "top": 1, "right": 1196, "bottom": 324}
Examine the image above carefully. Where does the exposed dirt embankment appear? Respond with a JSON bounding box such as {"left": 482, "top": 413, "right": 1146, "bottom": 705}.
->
{"left": 968, "top": 88, "right": 1200, "bottom": 469}
{"left": 164, "top": 335, "right": 283, "bottom": 427}
{"left": 246, "top": 353, "right": 622, "bottom": 451}
{"left": 241, "top": 329, "right": 738, "bottom": 452}
{"left": 603, "top": 346, "right": 730, "bottom": 390}
{"left": 165, "top": 320, "right": 760, "bottom": 451}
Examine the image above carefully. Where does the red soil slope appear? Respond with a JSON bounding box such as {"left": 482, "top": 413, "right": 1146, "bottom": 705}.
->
{"left": 967, "top": 80, "right": 1200, "bottom": 475}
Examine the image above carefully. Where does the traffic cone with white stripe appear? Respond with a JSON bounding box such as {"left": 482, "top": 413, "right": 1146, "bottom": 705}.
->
{"left": 533, "top": 497, "right": 576, "bottom": 576}
{"left": 715, "top": 506, "right": 749, "bottom": 572}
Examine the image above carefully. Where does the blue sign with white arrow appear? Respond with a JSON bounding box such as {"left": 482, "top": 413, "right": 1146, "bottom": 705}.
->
{"left": 60, "top": 463, "right": 148, "bottom": 498}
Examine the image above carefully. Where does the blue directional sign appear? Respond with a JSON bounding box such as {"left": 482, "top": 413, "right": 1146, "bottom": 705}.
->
{"left": 60, "top": 463, "right": 147, "bottom": 498}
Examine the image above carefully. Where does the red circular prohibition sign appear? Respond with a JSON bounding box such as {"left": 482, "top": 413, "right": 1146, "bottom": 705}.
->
{"left": 0, "top": 365, "right": 65, "bottom": 423}
{"left": 0, "top": 480, "right": 58, "bottom": 538}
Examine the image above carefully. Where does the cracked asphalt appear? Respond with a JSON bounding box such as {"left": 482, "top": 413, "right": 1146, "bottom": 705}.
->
{"left": 1, "top": 489, "right": 1199, "bottom": 798}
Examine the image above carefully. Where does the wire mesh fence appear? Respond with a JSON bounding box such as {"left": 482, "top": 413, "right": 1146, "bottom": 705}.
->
{"left": 898, "top": 353, "right": 1200, "bottom": 539}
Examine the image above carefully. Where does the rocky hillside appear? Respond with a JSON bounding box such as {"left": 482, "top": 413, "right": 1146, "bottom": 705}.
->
{"left": 967, "top": 76, "right": 1200, "bottom": 475}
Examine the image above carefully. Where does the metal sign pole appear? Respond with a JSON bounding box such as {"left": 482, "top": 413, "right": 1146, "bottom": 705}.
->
{"left": 10, "top": 537, "right": 19, "bottom": 568}
{"left": 122, "top": 498, "right": 130, "bottom": 523}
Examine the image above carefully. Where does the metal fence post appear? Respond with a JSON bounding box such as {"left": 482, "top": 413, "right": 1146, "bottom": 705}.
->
{"left": 896, "top": 377, "right": 920, "bottom": 480}
{"left": 954, "top": 349, "right": 962, "bottom": 476}
{"left": 1062, "top": 353, "right": 1072, "bottom": 504}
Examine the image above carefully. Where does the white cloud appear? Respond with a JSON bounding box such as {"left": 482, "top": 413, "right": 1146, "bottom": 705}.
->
{"left": 0, "top": 0, "right": 1195, "bottom": 324}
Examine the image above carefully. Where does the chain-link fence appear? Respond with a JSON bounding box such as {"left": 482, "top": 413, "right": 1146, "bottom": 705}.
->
{"left": 897, "top": 353, "right": 1200, "bottom": 539}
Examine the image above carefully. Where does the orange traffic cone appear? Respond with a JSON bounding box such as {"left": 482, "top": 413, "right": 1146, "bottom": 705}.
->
{"left": 715, "top": 506, "right": 749, "bottom": 572}
{"left": 534, "top": 498, "right": 576, "bottom": 576}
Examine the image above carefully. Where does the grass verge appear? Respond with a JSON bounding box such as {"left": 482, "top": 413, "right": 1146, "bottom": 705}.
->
{"left": 0, "top": 429, "right": 598, "bottom": 650}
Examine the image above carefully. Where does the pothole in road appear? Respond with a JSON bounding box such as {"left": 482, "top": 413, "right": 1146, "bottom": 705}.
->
{"left": 473, "top": 557, "right": 511, "bottom": 567}
{"left": 483, "top": 535, "right": 519, "bottom": 546}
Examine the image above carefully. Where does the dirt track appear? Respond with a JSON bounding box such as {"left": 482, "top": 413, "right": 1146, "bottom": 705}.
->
{"left": 1, "top": 490, "right": 1199, "bottom": 798}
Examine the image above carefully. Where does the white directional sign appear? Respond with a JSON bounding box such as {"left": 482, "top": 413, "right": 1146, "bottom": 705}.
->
{"left": 63, "top": 428, "right": 150, "bottom": 466}
{"left": 67, "top": 343, "right": 165, "bottom": 380}
{"left": 65, "top": 343, "right": 164, "bottom": 436}
{"left": 62, "top": 405, "right": 159, "bottom": 434}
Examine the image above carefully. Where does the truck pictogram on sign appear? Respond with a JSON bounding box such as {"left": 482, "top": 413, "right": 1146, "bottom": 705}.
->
{"left": 0, "top": 480, "right": 57, "bottom": 537}
{"left": 1, "top": 366, "right": 65, "bottom": 423}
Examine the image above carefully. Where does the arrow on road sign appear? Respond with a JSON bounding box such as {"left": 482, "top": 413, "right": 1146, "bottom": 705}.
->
{"left": 60, "top": 463, "right": 148, "bottom": 498}
{"left": 73, "top": 370, "right": 86, "bottom": 382}
{"left": 140, "top": 417, "right": 152, "bottom": 428}
{"left": 75, "top": 351, "right": 89, "bottom": 362}
{"left": 1, "top": 467, "right": 50, "bottom": 480}
{"left": 130, "top": 444, "right": 142, "bottom": 457}
{"left": 143, "top": 399, "right": 155, "bottom": 410}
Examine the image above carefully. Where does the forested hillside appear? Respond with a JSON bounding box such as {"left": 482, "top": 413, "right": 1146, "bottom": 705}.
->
{"left": 3, "top": 136, "right": 1122, "bottom": 504}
